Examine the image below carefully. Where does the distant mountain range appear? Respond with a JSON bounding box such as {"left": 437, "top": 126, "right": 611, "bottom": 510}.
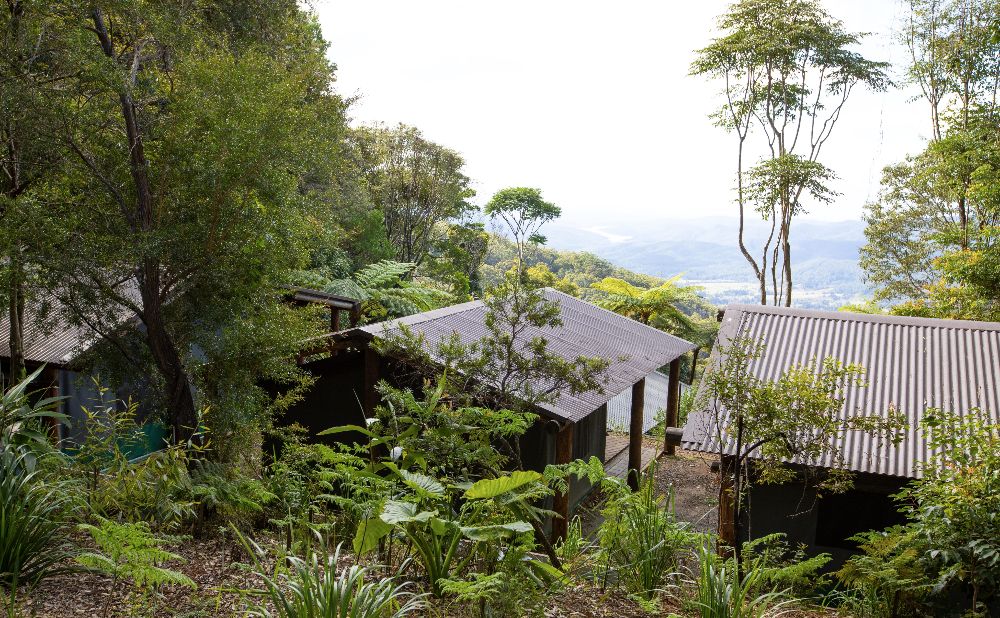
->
{"left": 543, "top": 215, "right": 870, "bottom": 310}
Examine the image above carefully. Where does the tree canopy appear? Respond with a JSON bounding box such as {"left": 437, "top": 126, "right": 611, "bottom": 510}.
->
{"left": 692, "top": 0, "right": 889, "bottom": 306}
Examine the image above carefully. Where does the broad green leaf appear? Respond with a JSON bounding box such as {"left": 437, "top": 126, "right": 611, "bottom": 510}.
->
{"left": 429, "top": 516, "right": 458, "bottom": 536}
{"left": 465, "top": 471, "right": 542, "bottom": 500}
{"left": 381, "top": 500, "right": 436, "bottom": 525}
{"left": 317, "top": 424, "right": 377, "bottom": 438}
{"left": 460, "top": 521, "right": 533, "bottom": 541}
{"left": 353, "top": 516, "right": 392, "bottom": 555}
{"left": 400, "top": 469, "right": 445, "bottom": 498}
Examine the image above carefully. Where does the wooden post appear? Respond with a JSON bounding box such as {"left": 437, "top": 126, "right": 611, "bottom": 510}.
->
{"left": 552, "top": 421, "right": 574, "bottom": 544}
{"left": 664, "top": 357, "right": 681, "bottom": 455}
{"left": 718, "top": 454, "right": 737, "bottom": 550}
{"left": 362, "top": 344, "right": 379, "bottom": 419}
{"left": 689, "top": 347, "right": 700, "bottom": 384}
{"left": 331, "top": 308, "right": 341, "bottom": 332}
{"left": 627, "top": 377, "right": 645, "bottom": 491}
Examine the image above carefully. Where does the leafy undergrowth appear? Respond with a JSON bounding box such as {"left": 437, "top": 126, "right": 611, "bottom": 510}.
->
{"left": 20, "top": 532, "right": 272, "bottom": 617}
{"left": 20, "top": 537, "right": 842, "bottom": 618}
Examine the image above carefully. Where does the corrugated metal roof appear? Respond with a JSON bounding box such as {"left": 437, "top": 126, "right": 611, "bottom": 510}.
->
{"left": 355, "top": 288, "right": 696, "bottom": 423}
{"left": 682, "top": 304, "right": 1000, "bottom": 479}
{"left": 0, "top": 292, "right": 98, "bottom": 366}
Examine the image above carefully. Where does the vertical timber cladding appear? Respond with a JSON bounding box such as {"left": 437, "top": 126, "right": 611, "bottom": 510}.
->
{"left": 570, "top": 403, "right": 606, "bottom": 507}
{"left": 552, "top": 420, "right": 574, "bottom": 543}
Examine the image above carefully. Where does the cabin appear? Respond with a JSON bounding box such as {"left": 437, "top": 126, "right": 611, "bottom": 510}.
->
{"left": 283, "top": 288, "right": 696, "bottom": 540}
{"left": 0, "top": 286, "right": 359, "bottom": 451}
{"left": 682, "top": 304, "right": 1000, "bottom": 565}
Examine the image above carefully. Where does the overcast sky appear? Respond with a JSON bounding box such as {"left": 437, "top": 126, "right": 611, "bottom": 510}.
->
{"left": 313, "top": 1, "right": 929, "bottom": 225}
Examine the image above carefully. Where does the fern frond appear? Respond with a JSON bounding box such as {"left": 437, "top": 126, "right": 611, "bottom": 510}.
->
{"left": 353, "top": 260, "right": 416, "bottom": 289}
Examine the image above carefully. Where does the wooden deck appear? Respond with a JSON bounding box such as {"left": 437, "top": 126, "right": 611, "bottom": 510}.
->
{"left": 604, "top": 431, "right": 659, "bottom": 480}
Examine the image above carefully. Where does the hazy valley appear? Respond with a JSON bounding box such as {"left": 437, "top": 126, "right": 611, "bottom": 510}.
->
{"left": 543, "top": 215, "right": 869, "bottom": 310}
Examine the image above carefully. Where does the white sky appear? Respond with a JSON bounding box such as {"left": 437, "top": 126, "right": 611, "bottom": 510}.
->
{"left": 313, "top": 0, "right": 930, "bottom": 225}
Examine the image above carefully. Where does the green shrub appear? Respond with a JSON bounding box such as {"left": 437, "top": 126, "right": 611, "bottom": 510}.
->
{"left": 693, "top": 544, "right": 786, "bottom": 618}
{"left": 0, "top": 449, "right": 70, "bottom": 591}
{"left": 0, "top": 366, "right": 67, "bottom": 455}
{"left": 596, "top": 466, "right": 700, "bottom": 600}
{"left": 243, "top": 536, "right": 425, "bottom": 618}
{"left": 741, "top": 533, "right": 831, "bottom": 599}
{"left": 898, "top": 409, "right": 1000, "bottom": 614}
{"left": 834, "top": 525, "right": 931, "bottom": 618}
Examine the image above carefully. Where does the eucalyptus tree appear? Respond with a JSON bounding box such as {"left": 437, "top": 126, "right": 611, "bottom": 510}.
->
{"left": 692, "top": 0, "right": 889, "bottom": 306}
{"left": 861, "top": 0, "right": 1000, "bottom": 313}
{"left": 353, "top": 124, "right": 475, "bottom": 268}
{"left": 40, "top": 2, "right": 347, "bottom": 442}
{"left": 484, "top": 187, "right": 560, "bottom": 273}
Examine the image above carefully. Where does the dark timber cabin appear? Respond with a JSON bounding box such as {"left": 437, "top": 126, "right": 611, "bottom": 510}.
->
{"left": 0, "top": 286, "right": 359, "bottom": 451}
{"left": 682, "top": 304, "right": 1000, "bottom": 565}
{"left": 287, "top": 288, "right": 696, "bottom": 541}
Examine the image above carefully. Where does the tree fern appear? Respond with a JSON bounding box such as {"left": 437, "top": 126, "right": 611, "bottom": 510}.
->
{"left": 352, "top": 260, "right": 417, "bottom": 289}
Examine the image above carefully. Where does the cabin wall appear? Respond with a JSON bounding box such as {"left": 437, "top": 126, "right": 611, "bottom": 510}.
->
{"left": 570, "top": 404, "right": 607, "bottom": 510}
{"left": 741, "top": 471, "right": 909, "bottom": 567}
{"left": 273, "top": 349, "right": 367, "bottom": 444}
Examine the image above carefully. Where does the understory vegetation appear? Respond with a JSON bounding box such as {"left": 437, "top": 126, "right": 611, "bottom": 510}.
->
{"left": 1, "top": 0, "right": 998, "bottom": 616}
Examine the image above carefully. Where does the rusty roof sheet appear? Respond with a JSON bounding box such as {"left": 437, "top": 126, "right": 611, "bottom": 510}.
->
{"left": 354, "top": 289, "right": 696, "bottom": 423}
{"left": 682, "top": 304, "right": 1000, "bottom": 479}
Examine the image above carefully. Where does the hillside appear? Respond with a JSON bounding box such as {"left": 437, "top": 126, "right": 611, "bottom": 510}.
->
{"left": 540, "top": 216, "right": 870, "bottom": 310}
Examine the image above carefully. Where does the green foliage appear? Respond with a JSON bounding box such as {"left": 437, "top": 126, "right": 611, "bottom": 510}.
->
{"left": 353, "top": 123, "right": 475, "bottom": 267}
{"left": 590, "top": 276, "right": 703, "bottom": 337}
{"left": 861, "top": 0, "right": 1000, "bottom": 317}
{"left": 77, "top": 517, "right": 194, "bottom": 617}
{"left": 361, "top": 468, "right": 538, "bottom": 597}
{"left": 265, "top": 425, "right": 384, "bottom": 554}
{"left": 555, "top": 516, "right": 589, "bottom": 568}
{"left": 741, "top": 534, "right": 830, "bottom": 599}
{"left": 485, "top": 187, "right": 561, "bottom": 268}
{"left": 596, "top": 468, "right": 700, "bottom": 600}
{"left": 242, "top": 534, "right": 425, "bottom": 618}
{"left": 693, "top": 544, "right": 786, "bottom": 618}
{"left": 521, "top": 262, "right": 580, "bottom": 296}
{"left": 692, "top": 0, "right": 889, "bottom": 305}
{"left": 0, "top": 366, "right": 66, "bottom": 456}
{"left": 298, "top": 259, "right": 454, "bottom": 321}
{"left": 68, "top": 394, "right": 273, "bottom": 533}
{"left": 482, "top": 234, "right": 670, "bottom": 304}
{"left": 424, "top": 222, "right": 491, "bottom": 297}
{"left": 835, "top": 526, "right": 931, "bottom": 618}
{"left": 897, "top": 409, "right": 1000, "bottom": 613}
{"left": 0, "top": 449, "right": 70, "bottom": 591}
{"left": 368, "top": 376, "right": 535, "bottom": 482}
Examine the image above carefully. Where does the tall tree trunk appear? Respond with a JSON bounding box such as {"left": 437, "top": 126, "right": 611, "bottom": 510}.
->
{"left": 735, "top": 138, "right": 766, "bottom": 305}
{"left": 7, "top": 258, "right": 25, "bottom": 381}
{"left": 782, "top": 227, "right": 793, "bottom": 307}
{"left": 92, "top": 8, "right": 198, "bottom": 442}
{"left": 139, "top": 262, "right": 198, "bottom": 441}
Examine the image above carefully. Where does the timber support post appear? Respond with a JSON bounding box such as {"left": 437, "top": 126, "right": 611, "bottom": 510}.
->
{"left": 664, "top": 358, "right": 681, "bottom": 456}
{"left": 627, "top": 377, "right": 645, "bottom": 491}
{"left": 552, "top": 420, "right": 574, "bottom": 544}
